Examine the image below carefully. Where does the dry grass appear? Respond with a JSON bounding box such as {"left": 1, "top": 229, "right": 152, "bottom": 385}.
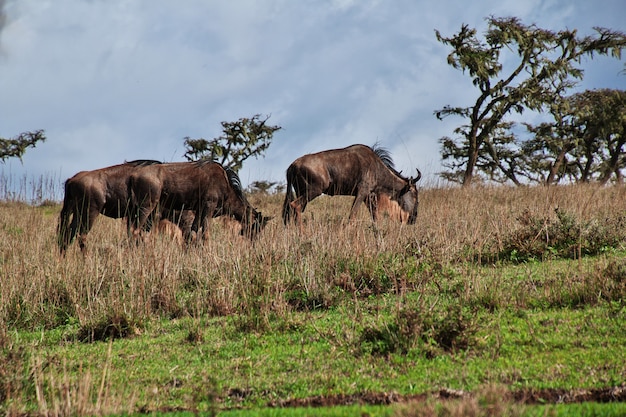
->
{"left": 1, "top": 183, "right": 626, "bottom": 415}
{"left": 392, "top": 384, "right": 525, "bottom": 417}
{"left": 1, "top": 183, "right": 625, "bottom": 332}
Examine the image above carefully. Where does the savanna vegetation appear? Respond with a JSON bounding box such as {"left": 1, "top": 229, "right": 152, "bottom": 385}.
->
{"left": 183, "top": 114, "right": 281, "bottom": 174}
{"left": 1, "top": 180, "right": 625, "bottom": 416}
{"left": 0, "top": 130, "right": 46, "bottom": 162}
{"left": 1, "top": 14, "right": 625, "bottom": 417}
{"left": 436, "top": 17, "right": 626, "bottom": 186}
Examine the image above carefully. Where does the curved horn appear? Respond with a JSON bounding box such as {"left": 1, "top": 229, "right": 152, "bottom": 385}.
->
{"left": 408, "top": 168, "right": 422, "bottom": 184}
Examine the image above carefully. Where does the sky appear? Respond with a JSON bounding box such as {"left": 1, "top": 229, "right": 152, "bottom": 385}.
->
{"left": 1, "top": 0, "right": 625, "bottom": 201}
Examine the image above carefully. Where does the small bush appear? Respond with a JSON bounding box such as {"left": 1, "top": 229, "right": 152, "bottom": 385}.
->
{"left": 360, "top": 322, "right": 405, "bottom": 356}
{"left": 488, "top": 208, "right": 626, "bottom": 263}
{"left": 528, "top": 262, "right": 626, "bottom": 309}
{"left": 0, "top": 346, "right": 30, "bottom": 408}
{"left": 603, "top": 259, "right": 626, "bottom": 302}
{"left": 393, "top": 384, "right": 524, "bottom": 417}
{"left": 359, "top": 302, "right": 476, "bottom": 357}
{"left": 284, "top": 287, "right": 330, "bottom": 311}
{"left": 42, "top": 279, "right": 76, "bottom": 329}
{"left": 185, "top": 327, "right": 204, "bottom": 344}
{"left": 425, "top": 304, "right": 474, "bottom": 353}
{"left": 150, "top": 289, "right": 186, "bottom": 319}
{"left": 77, "top": 312, "right": 142, "bottom": 343}
{"left": 5, "top": 295, "right": 33, "bottom": 331}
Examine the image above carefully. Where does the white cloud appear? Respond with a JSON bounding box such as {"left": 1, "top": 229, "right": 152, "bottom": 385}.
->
{"left": 0, "top": 0, "right": 624, "bottom": 200}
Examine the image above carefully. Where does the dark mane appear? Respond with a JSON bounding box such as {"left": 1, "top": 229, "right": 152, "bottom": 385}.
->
{"left": 190, "top": 160, "right": 248, "bottom": 203}
{"left": 224, "top": 167, "right": 248, "bottom": 203}
{"left": 125, "top": 159, "right": 163, "bottom": 167}
{"left": 369, "top": 142, "right": 409, "bottom": 180}
{"left": 370, "top": 143, "right": 395, "bottom": 171}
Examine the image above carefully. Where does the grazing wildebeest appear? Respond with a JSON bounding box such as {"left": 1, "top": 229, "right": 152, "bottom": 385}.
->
{"left": 366, "top": 193, "right": 410, "bottom": 223}
{"left": 128, "top": 160, "right": 271, "bottom": 242}
{"left": 156, "top": 211, "right": 245, "bottom": 244}
{"left": 57, "top": 160, "right": 162, "bottom": 255}
{"left": 155, "top": 209, "right": 195, "bottom": 245}
{"left": 282, "top": 144, "right": 421, "bottom": 227}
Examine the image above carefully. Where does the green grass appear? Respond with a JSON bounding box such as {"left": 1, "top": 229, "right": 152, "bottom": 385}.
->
{"left": 5, "top": 288, "right": 624, "bottom": 414}
{"left": 141, "top": 401, "right": 626, "bottom": 417}
{"left": 2, "top": 185, "right": 626, "bottom": 416}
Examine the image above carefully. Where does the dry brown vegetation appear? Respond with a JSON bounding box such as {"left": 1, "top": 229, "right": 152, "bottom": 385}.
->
{"left": 1, "top": 183, "right": 626, "bottom": 415}
{"left": 1, "top": 183, "right": 625, "bottom": 333}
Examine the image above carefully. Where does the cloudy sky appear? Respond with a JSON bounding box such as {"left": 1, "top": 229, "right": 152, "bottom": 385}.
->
{"left": 1, "top": 0, "right": 624, "bottom": 200}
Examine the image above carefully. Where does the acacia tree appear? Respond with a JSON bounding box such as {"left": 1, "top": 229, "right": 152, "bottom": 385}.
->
{"left": 435, "top": 16, "right": 626, "bottom": 187}
{"left": 441, "top": 120, "right": 526, "bottom": 185}
{"left": 248, "top": 180, "right": 278, "bottom": 194}
{"left": 523, "top": 89, "right": 626, "bottom": 185}
{"left": 183, "top": 114, "right": 281, "bottom": 173}
{"left": 0, "top": 130, "right": 46, "bottom": 162}
{"left": 522, "top": 99, "right": 583, "bottom": 185}
{"left": 578, "top": 89, "right": 626, "bottom": 184}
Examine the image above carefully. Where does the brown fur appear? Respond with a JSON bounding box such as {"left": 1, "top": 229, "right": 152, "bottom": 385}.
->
{"left": 155, "top": 209, "right": 195, "bottom": 244}
{"left": 129, "top": 161, "right": 270, "bottom": 242}
{"left": 57, "top": 160, "right": 161, "bottom": 255}
{"left": 367, "top": 193, "right": 410, "bottom": 223}
{"left": 156, "top": 211, "right": 243, "bottom": 245}
{"left": 282, "top": 144, "right": 421, "bottom": 228}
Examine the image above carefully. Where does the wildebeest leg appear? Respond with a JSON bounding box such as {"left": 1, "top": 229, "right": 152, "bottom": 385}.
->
{"left": 289, "top": 194, "right": 311, "bottom": 232}
{"left": 365, "top": 194, "right": 379, "bottom": 221}
{"left": 57, "top": 199, "right": 77, "bottom": 255}
{"left": 59, "top": 203, "right": 80, "bottom": 255}
{"left": 173, "top": 209, "right": 195, "bottom": 242}
{"left": 187, "top": 211, "right": 201, "bottom": 243}
{"left": 348, "top": 191, "right": 368, "bottom": 221}
{"left": 66, "top": 208, "right": 81, "bottom": 252}
{"left": 193, "top": 202, "right": 217, "bottom": 243}
{"left": 132, "top": 200, "right": 158, "bottom": 245}
{"left": 77, "top": 202, "right": 99, "bottom": 253}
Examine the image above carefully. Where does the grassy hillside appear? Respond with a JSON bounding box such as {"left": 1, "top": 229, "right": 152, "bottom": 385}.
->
{"left": 1, "top": 183, "right": 625, "bottom": 416}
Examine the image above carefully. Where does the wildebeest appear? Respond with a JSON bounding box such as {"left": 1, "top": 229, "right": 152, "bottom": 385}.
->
{"left": 365, "top": 193, "right": 410, "bottom": 223}
{"left": 154, "top": 209, "right": 195, "bottom": 245}
{"left": 57, "top": 160, "right": 162, "bottom": 255}
{"left": 128, "top": 160, "right": 271, "bottom": 242}
{"left": 282, "top": 144, "right": 421, "bottom": 227}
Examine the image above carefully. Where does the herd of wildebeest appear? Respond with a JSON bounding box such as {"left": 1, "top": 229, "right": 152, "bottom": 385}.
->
{"left": 57, "top": 143, "right": 422, "bottom": 255}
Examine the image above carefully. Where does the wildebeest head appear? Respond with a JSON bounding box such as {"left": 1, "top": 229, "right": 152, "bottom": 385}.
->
{"left": 222, "top": 167, "right": 272, "bottom": 239}
{"left": 396, "top": 169, "right": 421, "bottom": 224}
{"left": 241, "top": 209, "right": 273, "bottom": 239}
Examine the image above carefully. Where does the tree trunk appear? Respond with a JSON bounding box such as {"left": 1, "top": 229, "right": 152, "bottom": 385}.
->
{"left": 462, "top": 130, "right": 480, "bottom": 187}
{"left": 546, "top": 147, "right": 572, "bottom": 186}
{"left": 463, "top": 147, "right": 479, "bottom": 187}
{"left": 598, "top": 141, "right": 625, "bottom": 185}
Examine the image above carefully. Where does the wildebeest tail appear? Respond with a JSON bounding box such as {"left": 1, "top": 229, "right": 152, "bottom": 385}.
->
{"left": 57, "top": 181, "right": 74, "bottom": 255}
{"left": 282, "top": 165, "right": 296, "bottom": 225}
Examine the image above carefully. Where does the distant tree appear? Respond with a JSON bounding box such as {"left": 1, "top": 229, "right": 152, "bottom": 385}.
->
{"left": 576, "top": 89, "right": 626, "bottom": 184}
{"left": 521, "top": 89, "right": 626, "bottom": 185}
{"left": 248, "top": 180, "right": 278, "bottom": 194}
{"left": 441, "top": 120, "right": 525, "bottom": 185}
{"left": 0, "top": 130, "right": 46, "bottom": 162}
{"left": 521, "top": 97, "right": 584, "bottom": 185}
{"left": 435, "top": 16, "right": 626, "bottom": 187}
{"left": 183, "top": 114, "right": 281, "bottom": 172}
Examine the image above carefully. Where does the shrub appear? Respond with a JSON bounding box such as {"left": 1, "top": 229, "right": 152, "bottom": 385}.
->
{"left": 0, "top": 346, "right": 30, "bottom": 409}
{"left": 77, "top": 311, "right": 142, "bottom": 343}
{"left": 488, "top": 208, "right": 626, "bottom": 263}
{"left": 359, "top": 302, "right": 476, "bottom": 357}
